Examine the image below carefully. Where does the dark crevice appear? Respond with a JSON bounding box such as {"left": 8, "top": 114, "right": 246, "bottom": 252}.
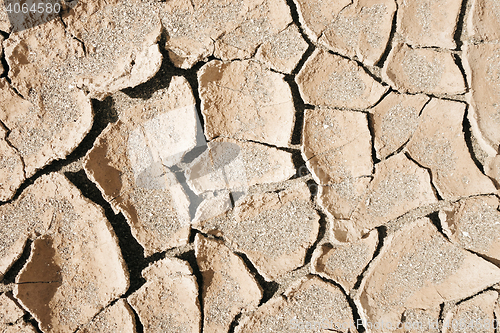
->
{"left": 303, "top": 205, "right": 326, "bottom": 265}
{"left": 25, "top": 315, "right": 43, "bottom": 333}
{"left": 352, "top": 225, "right": 387, "bottom": 291}
{"left": 452, "top": 53, "right": 469, "bottom": 92}
{"left": 465, "top": 248, "right": 500, "bottom": 268}
{"left": 375, "top": 3, "right": 397, "bottom": 68}
{"left": 427, "top": 211, "right": 448, "bottom": 240}
{"left": 1, "top": 239, "right": 32, "bottom": 285}
{"left": 64, "top": 170, "right": 147, "bottom": 298}
{"left": 366, "top": 113, "right": 381, "bottom": 166}
{"left": 453, "top": 0, "right": 469, "bottom": 51}
{"left": 291, "top": 150, "right": 307, "bottom": 178}
{"left": 463, "top": 105, "right": 486, "bottom": 173}
{"left": 313, "top": 274, "right": 366, "bottom": 333}
{"left": 233, "top": 251, "right": 279, "bottom": 305}
{"left": 228, "top": 311, "right": 244, "bottom": 333}
{"left": 284, "top": 74, "right": 310, "bottom": 145}
{"left": 404, "top": 152, "right": 444, "bottom": 201}
{"left": 0, "top": 96, "right": 117, "bottom": 207}
{"left": 129, "top": 303, "right": 144, "bottom": 333}
{"left": 175, "top": 247, "right": 205, "bottom": 333}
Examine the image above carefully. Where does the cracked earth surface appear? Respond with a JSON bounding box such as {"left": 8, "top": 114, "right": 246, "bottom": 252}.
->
{"left": 1, "top": 0, "right": 500, "bottom": 332}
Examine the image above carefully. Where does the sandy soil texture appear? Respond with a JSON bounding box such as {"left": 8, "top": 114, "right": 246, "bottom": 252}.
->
{"left": 1, "top": 0, "right": 500, "bottom": 332}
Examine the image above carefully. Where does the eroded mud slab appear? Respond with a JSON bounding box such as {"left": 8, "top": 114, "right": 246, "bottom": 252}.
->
{"left": 440, "top": 196, "right": 500, "bottom": 265}
{"left": 294, "top": 0, "right": 396, "bottom": 65}
{"left": 194, "top": 182, "right": 319, "bottom": 280}
{"left": 84, "top": 77, "right": 197, "bottom": 256}
{"left": 339, "top": 153, "right": 437, "bottom": 241}
{"left": 128, "top": 257, "right": 201, "bottom": 333}
{"left": 468, "top": 0, "right": 500, "bottom": 42}
{"left": 302, "top": 108, "right": 373, "bottom": 185}
{"left": 76, "top": 299, "right": 136, "bottom": 333}
{"left": 406, "top": 99, "right": 496, "bottom": 200}
{"left": 370, "top": 92, "right": 429, "bottom": 160}
{"left": 312, "top": 230, "right": 378, "bottom": 292}
{"left": 383, "top": 44, "right": 466, "bottom": 95}
{"left": 442, "top": 291, "right": 498, "bottom": 333}
{"left": 297, "top": 49, "right": 388, "bottom": 109}
{"left": 0, "top": 123, "right": 25, "bottom": 202}
{"left": 161, "top": 0, "right": 292, "bottom": 68}
{"left": 357, "top": 218, "right": 500, "bottom": 333}
{"left": 195, "top": 234, "right": 262, "bottom": 333}
{"left": 199, "top": 60, "right": 295, "bottom": 147}
{"left": 396, "top": 0, "right": 462, "bottom": 49}
{"left": 12, "top": 173, "right": 129, "bottom": 333}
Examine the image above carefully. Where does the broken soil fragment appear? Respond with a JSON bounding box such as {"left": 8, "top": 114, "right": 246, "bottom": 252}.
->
{"left": 344, "top": 153, "right": 437, "bottom": 241}
{"left": 396, "top": 0, "right": 462, "bottom": 49}
{"left": 236, "top": 276, "right": 357, "bottom": 333}
{"left": 13, "top": 173, "right": 129, "bottom": 333}
{"left": 302, "top": 108, "right": 373, "bottom": 185}
{"left": 383, "top": 44, "right": 466, "bottom": 95}
{"left": 84, "top": 76, "right": 198, "bottom": 256}
{"left": 369, "top": 92, "right": 429, "bottom": 160}
{"left": 468, "top": 0, "right": 500, "bottom": 42}
{"left": 294, "top": 0, "right": 396, "bottom": 65}
{"left": 160, "top": 0, "right": 292, "bottom": 68}
{"left": 357, "top": 217, "right": 500, "bottom": 333}
{"left": 297, "top": 49, "right": 388, "bottom": 109}
{"left": 312, "top": 230, "right": 378, "bottom": 292}
{"left": 195, "top": 234, "right": 262, "bottom": 333}
{"left": 440, "top": 196, "right": 500, "bottom": 266}
{"left": 254, "top": 24, "right": 309, "bottom": 74}
{"left": 0, "top": 123, "right": 25, "bottom": 202}
{"left": 442, "top": 291, "right": 498, "bottom": 333}
{"left": 128, "top": 257, "right": 201, "bottom": 333}
{"left": 194, "top": 181, "right": 320, "bottom": 280}
{"left": 318, "top": 177, "right": 371, "bottom": 220}
{"left": 76, "top": 299, "right": 136, "bottom": 333}
{"left": 406, "top": 98, "right": 497, "bottom": 200}
{"left": 198, "top": 60, "right": 295, "bottom": 147}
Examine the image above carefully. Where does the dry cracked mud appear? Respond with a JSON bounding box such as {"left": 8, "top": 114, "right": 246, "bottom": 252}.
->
{"left": 1, "top": 0, "right": 500, "bottom": 332}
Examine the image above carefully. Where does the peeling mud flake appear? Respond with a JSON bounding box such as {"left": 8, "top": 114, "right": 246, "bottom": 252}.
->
{"left": 296, "top": 49, "right": 388, "bottom": 109}
{"left": 198, "top": 60, "right": 295, "bottom": 147}
{"left": 195, "top": 234, "right": 262, "bottom": 333}
{"left": 442, "top": 291, "right": 498, "bottom": 333}
{"left": 128, "top": 257, "right": 201, "bottom": 333}
{"left": 161, "top": 0, "right": 292, "bottom": 68}
{"left": 13, "top": 173, "right": 129, "bottom": 333}
{"left": 406, "top": 98, "right": 497, "bottom": 200}
{"left": 294, "top": 0, "right": 396, "bottom": 66}
{"left": 356, "top": 217, "right": 500, "bottom": 333}
{"left": 396, "top": 0, "right": 462, "bottom": 49}
{"left": 312, "top": 230, "right": 378, "bottom": 292}
{"left": 464, "top": 43, "right": 500, "bottom": 155}
{"left": 194, "top": 182, "right": 320, "bottom": 280}
{"left": 84, "top": 76, "right": 197, "bottom": 256}
{"left": 318, "top": 177, "right": 371, "bottom": 220}
{"left": 302, "top": 108, "right": 373, "bottom": 185}
{"left": 76, "top": 299, "right": 136, "bottom": 333}
{"left": 369, "top": 92, "right": 429, "bottom": 160}
{"left": 254, "top": 24, "right": 309, "bottom": 74}
{"left": 344, "top": 153, "right": 437, "bottom": 241}
{"left": 440, "top": 196, "right": 500, "bottom": 266}
{"left": 0, "top": 124, "right": 25, "bottom": 202}
{"left": 236, "top": 276, "right": 357, "bottom": 333}
{"left": 468, "top": 0, "right": 500, "bottom": 42}
{"left": 383, "top": 44, "right": 466, "bottom": 95}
